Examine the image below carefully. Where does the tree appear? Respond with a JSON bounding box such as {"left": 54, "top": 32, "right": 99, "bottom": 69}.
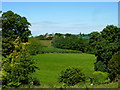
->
{"left": 89, "top": 25, "right": 120, "bottom": 72}
{"left": 65, "top": 33, "right": 71, "bottom": 37}
{"left": 108, "top": 51, "right": 120, "bottom": 81}
{"left": 2, "top": 11, "right": 31, "bottom": 42}
{"left": 101, "top": 25, "right": 119, "bottom": 43}
{"left": 2, "top": 11, "right": 31, "bottom": 57}
{"left": 55, "top": 33, "right": 62, "bottom": 37}
{"left": 87, "top": 31, "right": 100, "bottom": 54}
{"left": 2, "top": 11, "right": 39, "bottom": 88}
{"left": 2, "top": 37, "right": 38, "bottom": 88}
{"left": 52, "top": 35, "right": 89, "bottom": 52}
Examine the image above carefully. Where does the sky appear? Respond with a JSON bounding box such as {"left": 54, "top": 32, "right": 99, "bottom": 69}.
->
{"left": 2, "top": 2, "right": 118, "bottom": 36}
{"left": 2, "top": 0, "right": 120, "bottom": 2}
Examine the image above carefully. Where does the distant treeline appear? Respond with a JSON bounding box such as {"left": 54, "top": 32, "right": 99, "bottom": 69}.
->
{"left": 35, "top": 33, "right": 90, "bottom": 40}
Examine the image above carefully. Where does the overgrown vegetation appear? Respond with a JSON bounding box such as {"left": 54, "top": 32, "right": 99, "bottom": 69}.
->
{"left": 59, "top": 67, "right": 86, "bottom": 86}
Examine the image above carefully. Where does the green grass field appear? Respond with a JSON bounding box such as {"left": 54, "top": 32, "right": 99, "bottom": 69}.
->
{"left": 32, "top": 53, "right": 96, "bottom": 87}
{"left": 31, "top": 40, "right": 118, "bottom": 88}
{"left": 40, "top": 40, "right": 52, "bottom": 46}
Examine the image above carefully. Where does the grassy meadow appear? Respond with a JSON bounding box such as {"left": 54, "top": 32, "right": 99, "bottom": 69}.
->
{"left": 32, "top": 53, "right": 96, "bottom": 87}
{"left": 28, "top": 40, "right": 118, "bottom": 88}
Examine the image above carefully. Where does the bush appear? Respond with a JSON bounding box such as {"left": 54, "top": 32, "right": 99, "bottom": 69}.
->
{"left": 91, "top": 71, "right": 110, "bottom": 84}
{"left": 58, "top": 67, "right": 85, "bottom": 86}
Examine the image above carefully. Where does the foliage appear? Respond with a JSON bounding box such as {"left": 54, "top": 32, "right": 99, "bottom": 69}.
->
{"left": 2, "top": 10, "right": 31, "bottom": 57}
{"left": 2, "top": 37, "right": 15, "bottom": 57}
{"left": 55, "top": 33, "right": 62, "bottom": 37}
{"left": 2, "top": 10, "right": 31, "bottom": 42}
{"left": 52, "top": 35, "right": 89, "bottom": 53}
{"left": 58, "top": 67, "right": 86, "bottom": 86}
{"left": 87, "top": 31, "right": 100, "bottom": 54}
{"left": 88, "top": 25, "right": 120, "bottom": 72}
{"left": 2, "top": 11, "right": 39, "bottom": 88}
{"left": 27, "top": 37, "right": 42, "bottom": 55}
{"left": 108, "top": 50, "right": 120, "bottom": 81}
{"left": 94, "top": 61, "right": 106, "bottom": 72}
{"left": 90, "top": 71, "right": 110, "bottom": 84}
{"left": 2, "top": 37, "right": 39, "bottom": 88}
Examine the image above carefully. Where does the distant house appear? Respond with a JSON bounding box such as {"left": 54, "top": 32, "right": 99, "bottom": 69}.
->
{"left": 46, "top": 34, "right": 55, "bottom": 38}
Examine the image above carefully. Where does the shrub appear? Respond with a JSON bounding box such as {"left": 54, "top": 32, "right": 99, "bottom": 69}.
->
{"left": 91, "top": 71, "right": 110, "bottom": 84}
{"left": 58, "top": 67, "right": 85, "bottom": 86}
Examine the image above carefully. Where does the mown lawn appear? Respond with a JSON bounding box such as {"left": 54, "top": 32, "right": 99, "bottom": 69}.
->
{"left": 32, "top": 53, "right": 96, "bottom": 86}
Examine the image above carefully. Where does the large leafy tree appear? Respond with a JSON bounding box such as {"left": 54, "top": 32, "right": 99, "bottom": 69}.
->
{"left": 2, "top": 11, "right": 39, "bottom": 88}
{"left": 88, "top": 25, "right": 120, "bottom": 72}
{"left": 2, "top": 11, "right": 31, "bottom": 57}
{"left": 2, "top": 11, "right": 31, "bottom": 42}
